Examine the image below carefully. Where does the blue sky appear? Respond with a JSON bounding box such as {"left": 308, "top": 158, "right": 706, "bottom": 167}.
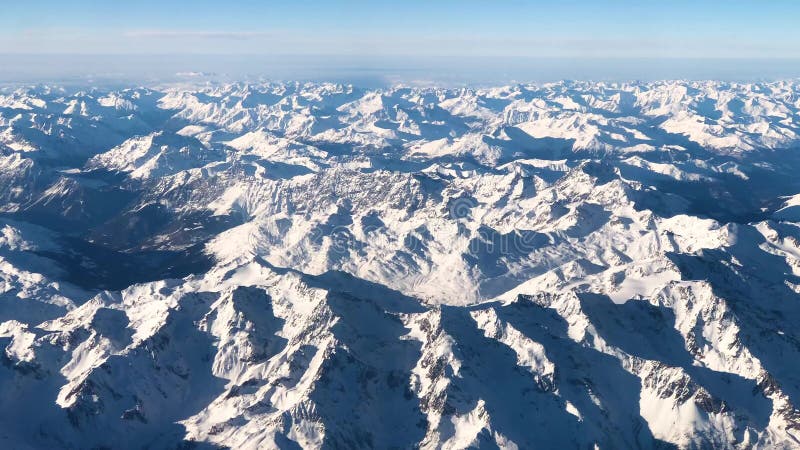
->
{"left": 1, "top": 1, "right": 799, "bottom": 83}
{"left": 3, "top": 0, "right": 799, "bottom": 58}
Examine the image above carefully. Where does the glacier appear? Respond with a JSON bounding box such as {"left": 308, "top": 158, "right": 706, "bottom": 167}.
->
{"left": 2, "top": 80, "right": 800, "bottom": 448}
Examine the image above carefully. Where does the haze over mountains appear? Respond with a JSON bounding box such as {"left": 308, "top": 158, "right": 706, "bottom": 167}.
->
{"left": 2, "top": 80, "right": 800, "bottom": 448}
{"left": 3, "top": 56, "right": 800, "bottom": 88}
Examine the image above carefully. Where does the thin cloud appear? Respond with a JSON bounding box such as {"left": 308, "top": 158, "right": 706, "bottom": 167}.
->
{"left": 124, "top": 30, "right": 272, "bottom": 40}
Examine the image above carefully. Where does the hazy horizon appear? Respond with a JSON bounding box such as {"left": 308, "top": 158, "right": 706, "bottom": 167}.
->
{"left": 2, "top": 54, "right": 800, "bottom": 87}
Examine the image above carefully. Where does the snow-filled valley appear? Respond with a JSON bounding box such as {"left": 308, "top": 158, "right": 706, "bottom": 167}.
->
{"left": 2, "top": 80, "right": 800, "bottom": 448}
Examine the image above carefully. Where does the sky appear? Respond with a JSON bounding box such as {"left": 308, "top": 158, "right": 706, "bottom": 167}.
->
{"left": 2, "top": 0, "right": 800, "bottom": 83}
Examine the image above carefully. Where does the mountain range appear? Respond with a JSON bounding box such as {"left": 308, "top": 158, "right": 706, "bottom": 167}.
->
{"left": 2, "top": 80, "right": 800, "bottom": 449}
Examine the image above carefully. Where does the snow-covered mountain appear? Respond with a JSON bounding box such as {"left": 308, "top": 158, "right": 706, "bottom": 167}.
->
{"left": 2, "top": 80, "right": 800, "bottom": 449}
